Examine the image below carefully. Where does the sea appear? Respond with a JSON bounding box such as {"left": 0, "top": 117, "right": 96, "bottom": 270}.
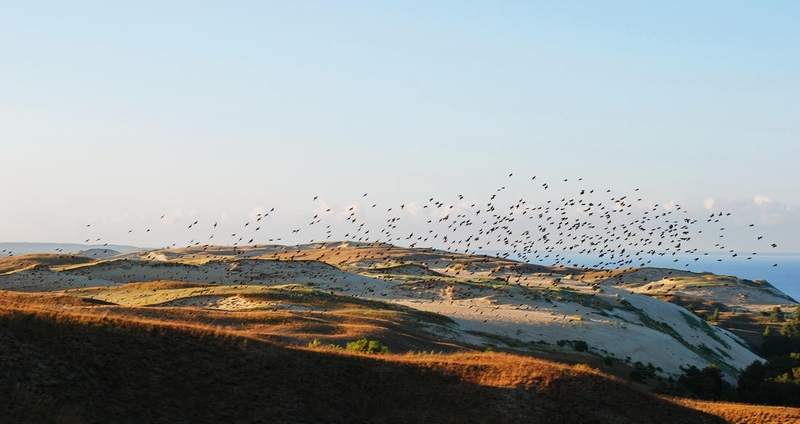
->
{"left": 486, "top": 250, "right": 800, "bottom": 304}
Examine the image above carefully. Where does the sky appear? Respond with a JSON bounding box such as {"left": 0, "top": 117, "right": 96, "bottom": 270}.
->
{"left": 1, "top": 1, "right": 799, "bottom": 257}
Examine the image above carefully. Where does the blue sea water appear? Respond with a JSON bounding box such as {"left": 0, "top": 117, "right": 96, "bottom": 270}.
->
{"left": 487, "top": 250, "right": 800, "bottom": 303}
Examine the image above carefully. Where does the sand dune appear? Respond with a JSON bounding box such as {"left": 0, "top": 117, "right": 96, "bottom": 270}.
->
{"left": 0, "top": 243, "right": 794, "bottom": 380}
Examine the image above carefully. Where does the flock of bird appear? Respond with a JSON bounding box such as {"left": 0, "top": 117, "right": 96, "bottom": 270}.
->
{"left": 0, "top": 173, "right": 788, "bottom": 340}
{"left": 2, "top": 174, "right": 781, "bottom": 274}
{"left": 3, "top": 173, "right": 784, "bottom": 386}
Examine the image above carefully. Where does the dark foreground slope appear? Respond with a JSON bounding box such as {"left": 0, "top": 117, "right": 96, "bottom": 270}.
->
{"left": 0, "top": 294, "right": 724, "bottom": 424}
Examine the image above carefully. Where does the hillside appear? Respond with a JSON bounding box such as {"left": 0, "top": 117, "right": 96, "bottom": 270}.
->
{"left": 0, "top": 292, "right": 737, "bottom": 423}
{"left": 1, "top": 242, "right": 798, "bottom": 422}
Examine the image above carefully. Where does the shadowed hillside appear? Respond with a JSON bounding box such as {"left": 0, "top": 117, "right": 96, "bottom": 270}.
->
{"left": 0, "top": 293, "right": 728, "bottom": 424}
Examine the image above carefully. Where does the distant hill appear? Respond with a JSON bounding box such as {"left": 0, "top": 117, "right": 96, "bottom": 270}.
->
{"left": 0, "top": 242, "right": 144, "bottom": 256}
{"left": 74, "top": 248, "right": 122, "bottom": 259}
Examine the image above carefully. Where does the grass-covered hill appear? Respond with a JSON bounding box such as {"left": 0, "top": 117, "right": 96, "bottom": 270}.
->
{"left": 0, "top": 291, "right": 734, "bottom": 423}
{"left": 1, "top": 242, "right": 799, "bottom": 422}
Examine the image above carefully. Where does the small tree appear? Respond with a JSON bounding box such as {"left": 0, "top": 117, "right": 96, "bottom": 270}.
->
{"left": 738, "top": 360, "right": 766, "bottom": 402}
{"left": 572, "top": 340, "right": 589, "bottom": 352}
{"left": 770, "top": 306, "right": 786, "bottom": 323}
{"left": 781, "top": 322, "right": 800, "bottom": 339}
{"left": 709, "top": 308, "right": 720, "bottom": 323}
{"left": 556, "top": 339, "right": 589, "bottom": 352}
{"left": 678, "top": 364, "right": 733, "bottom": 400}
{"left": 629, "top": 361, "right": 661, "bottom": 383}
{"left": 346, "top": 338, "right": 390, "bottom": 354}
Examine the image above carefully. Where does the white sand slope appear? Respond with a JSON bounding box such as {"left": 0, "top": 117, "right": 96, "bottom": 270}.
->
{"left": 604, "top": 267, "right": 795, "bottom": 311}
{"left": 381, "top": 276, "right": 761, "bottom": 378}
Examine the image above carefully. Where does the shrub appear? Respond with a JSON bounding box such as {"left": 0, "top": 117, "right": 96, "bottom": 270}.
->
{"left": 346, "top": 338, "right": 390, "bottom": 354}
{"left": 629, "top": 361, "right": 662, "bottom": 383}
{"left": 573, "top": 363, "right": 595, "bottom": 372}
{"left": 308, "top": 338, "right": 340, "bottom": 350}
{"left": 762, "top": 327, "right": 800, "bottom": 357}
{"left": 738, "top": 356, "right": 800, "bottom": 406}
{"left": 781, "top": 322, "right": 800, "bottom": 338}
{"left": 678, "top": 364, "right": 733, "bottom": 400}
{"left": 770, "top": 306, "right": 786, "bottom": 323}
{"left": 557, "top": 339, "right": 589, "bottom": 352}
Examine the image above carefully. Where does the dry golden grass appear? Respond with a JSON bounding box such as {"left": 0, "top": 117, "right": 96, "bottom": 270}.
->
{"left": 0, "top": 253, "right": 96, "bottom": 274}
{"left": 0, "top": 289, "right": 463, "bottom": 353}
{"left": 670, "top": 397, "right": 800, "bottom": 424}
{"left": 0, "top": 289, "right": 779, "bottom": 423}
{"left": 0, "top": 293, "right": 727, "bottom": 424}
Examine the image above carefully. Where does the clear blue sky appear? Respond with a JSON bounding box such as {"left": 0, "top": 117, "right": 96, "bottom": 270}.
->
{"left": 1, "top": 1, "right": 798, "bottom": 254}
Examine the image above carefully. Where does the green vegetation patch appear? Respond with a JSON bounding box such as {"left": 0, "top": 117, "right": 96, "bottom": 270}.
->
{"left": 527, "top": 286, "right": 615, "bottom": 311}
{"left": 680, "top": 311, "right": 731, "bottom": 349}
{"left": 556, "top": 339, "right": 589, "bottom": 352}
{"left": 346, "top": 338, "right": 391, "bottom": 354}
{"left": 465, "top": 330, "right": 548, "bottom": 351}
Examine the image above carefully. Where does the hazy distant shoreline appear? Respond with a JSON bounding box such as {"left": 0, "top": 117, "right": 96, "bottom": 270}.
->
{"left": 0, "top": 242, "right": 145, "bottom": 255}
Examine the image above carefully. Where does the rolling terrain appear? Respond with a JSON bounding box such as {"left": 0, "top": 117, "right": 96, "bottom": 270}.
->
{"left": 1, "top": 242, "right": 798, "bottom": 422}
